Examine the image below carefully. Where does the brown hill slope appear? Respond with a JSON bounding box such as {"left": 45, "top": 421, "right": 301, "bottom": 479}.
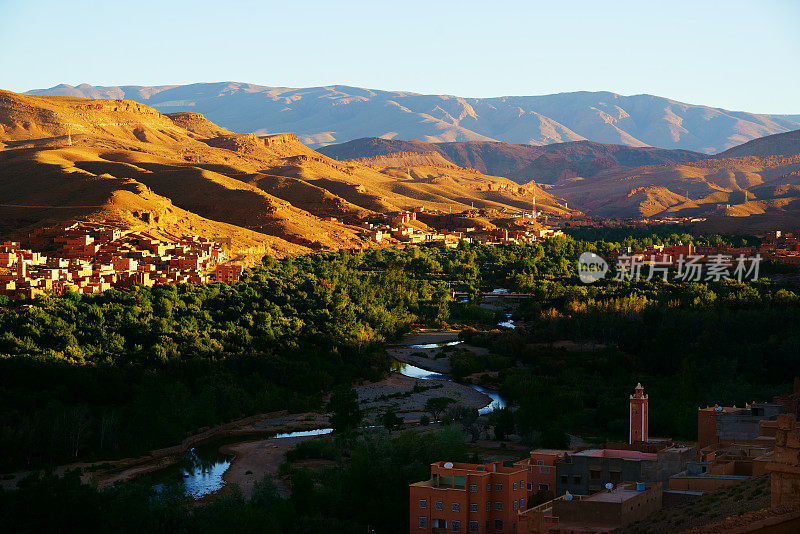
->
{"left": 0, "top": 90, "right": 565, "bottom": 248}
{"left": 550, "top": 132, "right": 800, "bottom": 224}
{"left": 719, "top": 129, "right": 800, "bottom": 158}
{"left": 318, "top": 137, "right": 707, "bottom": 184}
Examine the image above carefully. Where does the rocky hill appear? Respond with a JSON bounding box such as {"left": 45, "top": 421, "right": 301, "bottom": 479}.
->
{"left": 319, "top": 137, "right": 707, "bottom": 184}
{"left": 549, "top": 129, "right": 800, "bottom": 225}
{"left": 28, "top": 83, "right": 800, "bottom": 154}
{"left": 0, "top": 90, "right": 565, "bottom": 251}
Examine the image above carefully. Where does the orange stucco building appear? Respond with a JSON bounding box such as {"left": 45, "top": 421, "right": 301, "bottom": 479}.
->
{"left": 410, "top": 461, "right": 528, "bottom": 533}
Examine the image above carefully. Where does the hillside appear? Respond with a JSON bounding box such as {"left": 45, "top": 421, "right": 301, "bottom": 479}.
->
{"left": 549, "top": 129, "right": 800, "bottom": 224}
{"left": 719, "top": 128, "right": 800, "bottom": 158}
{"left": 0, "top": 90, "right": 565, "bottom": 249}
{"left": 319, "top": 137, "right": 707, "bottom": 184}
{"left": 28, "top": 83, "right": 800, "bottom": 154}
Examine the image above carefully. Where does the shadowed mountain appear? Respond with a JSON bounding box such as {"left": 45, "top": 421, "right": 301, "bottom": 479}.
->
{"left": 318, "top": 137, "right": 707, "bottom": 184}
{"left": 28, "top": 83, "right": 800, "bottom": 154}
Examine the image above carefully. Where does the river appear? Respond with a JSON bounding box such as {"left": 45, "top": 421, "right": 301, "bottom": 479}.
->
{"left": 390, "top": 333, "right": 509, "bottom": 415}
{"left": 158, "top": 323, "right": 512, "bottom": 499}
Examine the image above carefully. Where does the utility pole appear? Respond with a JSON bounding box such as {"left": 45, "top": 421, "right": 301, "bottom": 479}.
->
{"left": 67, "top": 126, "right": 72, "bottom": 146}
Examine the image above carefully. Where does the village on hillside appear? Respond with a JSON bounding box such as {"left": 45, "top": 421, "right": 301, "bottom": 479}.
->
{"left": 3, "top": 208, "right": 800, "bottom": 300}
{"left": 0, "top": 222, "right": 243, "bottom": 299}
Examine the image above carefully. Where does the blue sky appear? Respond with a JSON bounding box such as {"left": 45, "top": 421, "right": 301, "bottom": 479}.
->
{"left": 1, "top": 0, "right": 798, "bottom": 113}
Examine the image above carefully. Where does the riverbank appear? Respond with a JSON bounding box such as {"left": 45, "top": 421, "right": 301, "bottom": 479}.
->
{"left": 0, "top": 328, "right": 506, "bottom": 500}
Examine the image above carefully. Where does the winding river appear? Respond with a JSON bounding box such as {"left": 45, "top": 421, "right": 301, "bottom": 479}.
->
{"left": 390, "top": 335, "right": 509, "bottom": 415}
{"left": 159, "top": 320, "right": 513, "bottom": 499}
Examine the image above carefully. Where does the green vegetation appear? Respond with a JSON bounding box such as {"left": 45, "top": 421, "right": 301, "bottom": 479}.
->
{"left": 327, "top": 386, "right": 362, "bottom": 432}
{"left": 0, "top": 234, "right": 798, "bottom": 533}
{"left": 0, "top": 427, "right": 468, "bottom": 534}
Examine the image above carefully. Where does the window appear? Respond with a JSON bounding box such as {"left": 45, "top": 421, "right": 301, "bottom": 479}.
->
{"left": 536, "top": 460, "right": 544, "bottom": 465}
{"left": 452, "top": 503, "right": 460, "bottom": 512}
{"left": 486, "top": 502, "right": 491, "bottom": 511}
{"left": 495, "top": 483, "right": 502, "bottom": 491}
{"left": 538, "top": 484, "right": 549, "bottom": 491}
{"left": 452, "top": 520, "right": 461, "bottom": 532}
{"left": 495, "top": 501, "right": 503, "bottom": 511}
{"left": 520, "top": 479, "right": 525, "bottom": 487}
{"left": 419, "top": 517, "right": 427, "bottom": 529}
{"left": 455, "top": 476, "right": 466, "bottom": 489}
{"left": 469, "top": 521, "right": 479, "bottom": 532}
{"left": 573, "top": 476, "right": 581, "bottom": 485}
{"left": 487, "top": 484, "right": 491, "bottom": 491}
{"left": 519, "top": 498, "right": 525, "bottom": 508}
{"left": 435, "top": 501, "right": 443, "bottom": 510}
{"left": 527, "top": 483, "right": 533, "bottom": 490}
{"left": 494, "top": 519, "right": 504, "bottom": 531}
{"left": 560, "top": 475, "right": 568, "bottom": 485}
{"left": 590, "top": 469, "right": 601, "bottom": 480}
{"left": 513, "top": 483, "right": 517, "bottom": 490}
{"left": 469, "top": 484, "right": 478, "bottom": 492}
{"left": 470, "top": 504, "right": 478, "bottom": 512}
{"left": 610, "top": 470, "right": 621, "bottom": 483}
{"left": 513, "top": 500, "right": 517, "bottom": 510}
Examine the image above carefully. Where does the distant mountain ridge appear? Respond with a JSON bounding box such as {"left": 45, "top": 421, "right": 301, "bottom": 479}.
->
{"left": 318, "top": 137, "right": 707, "bottom": 184}
{"left": 27, "top": 82, "right": 800, "bottom": 154}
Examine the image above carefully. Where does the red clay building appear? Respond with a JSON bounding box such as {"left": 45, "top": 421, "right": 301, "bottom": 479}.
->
{"left": 214, "top": 263, "right": 244, "bottom": 283}
{"left": 410, "top": 461, "right": 528, "bottom": 533}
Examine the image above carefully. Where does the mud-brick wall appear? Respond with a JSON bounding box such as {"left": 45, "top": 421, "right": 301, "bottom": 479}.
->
{"left": 771, "top": 414, "right": 800, "bottom": 508}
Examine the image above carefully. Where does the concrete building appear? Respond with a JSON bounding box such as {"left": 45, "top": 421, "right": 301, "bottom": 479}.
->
{"left": 409, "top": 461, "right": 528, "bottom": 533}
{"left": 698, "top": 403, "right": 786, "bottom": 450}
{"left": 519, "top": 481, "right": 662, "bottom": 533}
{"left": 555, "top": 445, "right": 694, "bottom": 496}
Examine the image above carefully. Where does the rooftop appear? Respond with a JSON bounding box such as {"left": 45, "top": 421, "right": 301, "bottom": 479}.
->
{"left": 573, "top": 449, "right": 658, "bottom": 461}
{"left": 584, "top": 483, "right": 651, "bottom": 503}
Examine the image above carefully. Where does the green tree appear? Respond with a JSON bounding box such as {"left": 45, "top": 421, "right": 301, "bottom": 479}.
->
{"left": 425, "top": 397, "right": 455, "bottom": 423}
{"left": 327, "top": 386, "right": 363, "bottom": 433}
{"left": 381, "top": 409, "right": 403, "bottom": 433}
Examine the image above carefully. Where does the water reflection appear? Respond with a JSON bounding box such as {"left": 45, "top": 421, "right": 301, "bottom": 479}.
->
{"left": 391, "top": 359, "right": 452, "bottom": 381}
{"left": 498, "top": 314, "right": 516, "bottom": 329}
{"left": 408, "top": 340, "right": 463, "bottom": 350}
{"left": 390, "top": 358, "right": 507, "bottom": 414}
{"left": 273, "top": 428, "right": 333, "bottom": 439}
{"left": 472, "top": 384, "right": 507, "bottom": 415}
{"left": 155, "top": 445, "right": 233, "bottom": 499}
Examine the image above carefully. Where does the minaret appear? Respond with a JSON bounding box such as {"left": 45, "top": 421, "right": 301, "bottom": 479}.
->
{"left": 629, "top": 383, "right": 649, "bottom": 444}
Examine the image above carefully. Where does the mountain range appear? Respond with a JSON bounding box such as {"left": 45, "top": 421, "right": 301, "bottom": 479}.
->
{"left": 3, "top": 87, "right": 800, "bottom": 246}
{"left": 318, "top": 137, "right": 708, "bottom": 184}
{"left": 0, "top": 90, "right": 561, "bottom": 257}
{"left": 320, "top": 132, "right": 800, "bottom": 227}
{"left": 28, "top": 83, "right": 800, "bottom": 154}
